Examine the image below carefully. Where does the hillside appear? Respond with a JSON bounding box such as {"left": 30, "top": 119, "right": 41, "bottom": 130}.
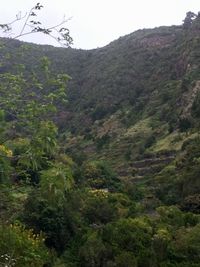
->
{"left": 1, "top": 13, "right": 200, "bottom": 199}
{"left": 0, "top": 13, "right": 200, "bottom": 267}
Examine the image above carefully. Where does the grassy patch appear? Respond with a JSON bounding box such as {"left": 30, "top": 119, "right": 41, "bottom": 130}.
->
{"left": 124, "top": 118, "right": 152, "bottom": 138}
{"left": 151, "top": 132, "right": 198, "bottom": 152}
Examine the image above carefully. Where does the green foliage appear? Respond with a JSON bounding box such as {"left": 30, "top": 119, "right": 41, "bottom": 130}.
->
{"left": 191, "top": 91, "right": 200, "bottom": 118}
{"left": 39, "top": 162, "right": 74, "bottom": 203}
{"left": 0, "top": 145, "right": 12, "bottom": 183}
{"left": 181, "top": 194, "right": 200, "bottom": 214}
{"left": 152, "top": 228, "right": 171, "bottom": 262}
{"left": 169, "top": 224, "right": 200, "bottom": 265}
{"left": 178, "top": 138, "right": 200, "bottom": 198}
{"left": 0, "top": 223, "right": 49, "bottom": 267}
{"left": 0, "top": 53, "right": 70, "bottom": 185}
{"left": 16, "top": 121, "right": 58, "bottom": 180}
{"left": 114, "top": 251, "right": 137, "bottom": 267}
{"left": 100, "top": 218, "right": 153, "bottom": 266}
{"left": 96, "top": 134, "right": 110, "bottom": 150}
{"left": 178, "top": 117, "right": 192, "bottom": 132}
{"left": 154, "top": 137, "right": 200, "bottom": 206}
{"left": 79, "top": 231, "right": 107, "bottom": 267}
{"left": 81, "top": 160, "right": 120, "bottom": 190}
{"left": 103, "top": 217, "right": 152, "bottom": 253}
{"left": 0, "top": 57, "right": 69, "bottom": 133}
{"left": 82, "top": 191, "right": 117, "bottom": 224}
{"left": 157, "top": 206, "right": 186, "bottom": 228}
{"left": 1, "top": 13, "right": 200, "bottom": 267}
{"left": 92, "top": 105, "right": 110, "bottom": 121}
{"left": 144, "top": 133, "right": 156, "bottom": 148}
{"left": 22, "top": 190, "right": 76, "bottom": 253}
{"left": 183, "top": 11, "right": 197, "bottom": 29}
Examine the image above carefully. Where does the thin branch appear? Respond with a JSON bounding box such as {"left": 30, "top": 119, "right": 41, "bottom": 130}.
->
{"left": 20, "top": 8, "right": 34, "bottom": 36}
{"left": 47, "top": 33, "right": 66, "bottom": 47}
{"left": 47, "top": 16, "right": 72, "bottom": 31}
{"left": 7, "top": 12, "right": 27, "bottom": 27}
{"left": 12, "top": 30, "right": 44, "bottom": 41}
{"left": 0, "top": 3, "right": 73, "bottom": 47}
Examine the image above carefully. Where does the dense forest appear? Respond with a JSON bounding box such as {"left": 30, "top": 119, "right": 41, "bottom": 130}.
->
{"left": 0, "top": 10, "right": 200, "bottom": 267}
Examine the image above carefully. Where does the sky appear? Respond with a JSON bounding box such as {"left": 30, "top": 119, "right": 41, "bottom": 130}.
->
{"left": 0, "top": 0, "right": 199, "bottom": 49}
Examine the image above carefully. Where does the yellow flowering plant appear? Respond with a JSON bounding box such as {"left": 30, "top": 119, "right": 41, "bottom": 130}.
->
{"left": 0, "top": 223, "right": 50, "bottom": 267}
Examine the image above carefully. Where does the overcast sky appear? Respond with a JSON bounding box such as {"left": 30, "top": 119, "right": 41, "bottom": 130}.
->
{"left": 0, "top": 0, "right": 199, "bottom": 49}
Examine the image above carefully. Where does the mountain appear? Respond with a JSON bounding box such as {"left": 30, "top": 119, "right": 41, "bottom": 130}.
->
{"left": 0, "top": 13, "right": 200, "bottom": 267}
{"left": 1, "top": 16, "right": 200, "bottom": 194}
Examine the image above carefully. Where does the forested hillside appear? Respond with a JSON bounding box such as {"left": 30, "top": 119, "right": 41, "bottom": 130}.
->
{"left": 0, "top": 12, "right": 200, "bottom": 267}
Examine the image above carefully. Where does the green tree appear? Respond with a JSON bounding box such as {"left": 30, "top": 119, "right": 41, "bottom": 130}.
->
{"left": 39, "top": 162, "right": 74, "bottom": 203}
{"left": 82, "top": 190, "right": 117, "bottom": 224}
{"left": 102, "top": 218, "right": 153, "bottom": 265}
{"left": 169, "top": 224, "right": 200, "bottom": 265}
{"left": 114, "top": 251, "right": 137, "bottom": 267}
{"left": 0, "top": 56, "right": 70, "bottom": 184}
{"left": 81, "top": 160, "right": 120, "bottom": 190}
{"left": 79, "top": 231, "right": 107, "bottom": 267}
{"left": 22, "top": 189, "right": 77, "bottom": 253}
{"left": 183, "top": 11, "right": 197, "bottom": 29}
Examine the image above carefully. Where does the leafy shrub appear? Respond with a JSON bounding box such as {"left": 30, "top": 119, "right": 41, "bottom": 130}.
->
{"left": 178, "top": 117, "right": 192, "bottom": 132}
{"left": 0, "top": 223, "right": 49, "bottom": 267}
{"left": 192, "top": 92, "right": 200, "bottom": 118}
{"left": 81, "top": 160, "right": 120, "bottom": 190}
{"left": 22, "top": 190, "right": 77, "bottom": 253}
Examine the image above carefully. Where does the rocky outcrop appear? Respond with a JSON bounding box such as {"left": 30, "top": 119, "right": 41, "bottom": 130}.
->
{"left": 180, "top": 80, "right": 200, "bottom": 117}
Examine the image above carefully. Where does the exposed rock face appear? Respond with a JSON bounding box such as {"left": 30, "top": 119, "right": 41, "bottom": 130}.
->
{"left": 139, "top": 34, "right": 176, "bottom": 48}
{"left": 181, "top": 80, "right": 200, "bottom": 117}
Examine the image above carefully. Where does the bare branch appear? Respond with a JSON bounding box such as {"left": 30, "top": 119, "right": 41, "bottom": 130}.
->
{"left": 8, "top": 12, "right": 27, "bottom": 27}
{"left": 0, "top": 3, "right": 73, "bottom": 47}
{"left": 19, "top": 6, "right": 36, "bottom": 36}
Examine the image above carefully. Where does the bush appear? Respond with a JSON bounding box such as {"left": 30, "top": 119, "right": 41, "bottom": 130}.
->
{"left": 81, "top": 160, "right": 120, "bottom": 190}
{"left": 0, "top": 223, "right": 49, "bottom": 267}
{"left": 22, "top": 190, "right": 77, "bottom": 253}
{"left": 178, "top": 117, "right": 192, "bottom": 132}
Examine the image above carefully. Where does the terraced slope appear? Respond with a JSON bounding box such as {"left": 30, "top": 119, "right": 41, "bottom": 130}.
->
{"left": 0, "top": 15, "right": 200, "bottom": 179}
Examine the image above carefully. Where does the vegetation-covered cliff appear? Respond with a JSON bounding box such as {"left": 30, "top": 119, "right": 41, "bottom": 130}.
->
{"left": 0, "top": 12, "right": 200, "bottom": 267}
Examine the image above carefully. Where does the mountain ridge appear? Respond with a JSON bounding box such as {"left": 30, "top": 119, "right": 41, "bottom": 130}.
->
{"left": 0, "top": 18, "right": 200, "bottom": 174}
{"left": 1, "top": 14, "right": 200, "bottom": 266}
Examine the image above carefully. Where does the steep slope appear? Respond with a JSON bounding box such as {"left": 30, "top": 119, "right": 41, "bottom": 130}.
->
{"left": 1, "top": 14, "right": 200, "bottom": 267}
{"left": 0, "top": 16, "right": 200, "bottom": 187}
